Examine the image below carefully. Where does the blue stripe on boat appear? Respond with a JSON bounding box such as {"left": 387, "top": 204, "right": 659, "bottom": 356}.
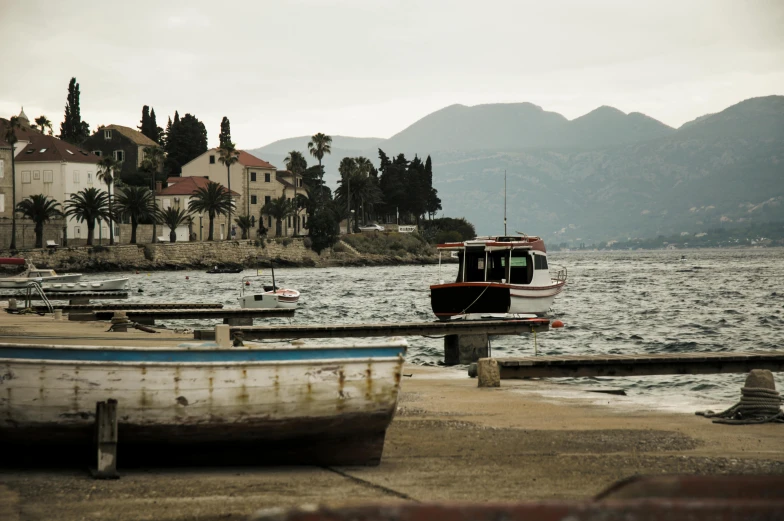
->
{"left": 0, "top": 346, "right": 406, "bottom": 363}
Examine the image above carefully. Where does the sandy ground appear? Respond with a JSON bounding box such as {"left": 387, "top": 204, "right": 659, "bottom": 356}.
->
{"left": 0, "top": 312, "right": 782, "bottom": 520}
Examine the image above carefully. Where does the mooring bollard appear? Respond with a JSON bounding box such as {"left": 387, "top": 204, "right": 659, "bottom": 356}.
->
{"left": 216, "top": 324, "right": 232, "bottom": 348}
{"left": 8, "top": 298, "right": 17, "bottom": 310}
{"left": 53, "top": 309, "right": 63, "bottom": 320}
{"left": 477, "top": 358, "right": 501, "bottom": 388}
{"left": 93, "top": 399, "right": 119, "bottom": 479}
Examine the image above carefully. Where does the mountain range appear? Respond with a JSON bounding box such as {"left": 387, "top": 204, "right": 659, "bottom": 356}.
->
{"left": 248, "top": 95, "right": 784, "bottom": 244}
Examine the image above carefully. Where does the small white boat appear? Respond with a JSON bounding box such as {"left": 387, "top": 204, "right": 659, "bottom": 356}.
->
{"left": 0, "top": 259, "right": 82, "bottom": 288}
{"left": 239, "top": 269, "right": 300, "bottom": 309}
{"left": 42, "top": 278, "right": 129, "bottom": 292}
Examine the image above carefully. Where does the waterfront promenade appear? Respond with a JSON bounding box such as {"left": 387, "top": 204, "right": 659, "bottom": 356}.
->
{"left": 0, "top": 313, "right": 782, "bottom": 520}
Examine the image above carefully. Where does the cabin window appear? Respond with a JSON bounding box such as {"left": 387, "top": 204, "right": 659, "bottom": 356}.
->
{"left": 463, "top": 248, "right": 486, "bottom": 282}
{"left": 486, "top": 251, "right": 508, "bottom": 282}
{"left": 509, "top": 251, "right": 533, "bottom": 284}
{"left": 534, "top": 255, "right": 548, "bottom": 270}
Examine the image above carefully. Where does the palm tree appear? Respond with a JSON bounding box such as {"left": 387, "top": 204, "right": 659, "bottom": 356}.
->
{"left": 187, "top": 181, "right": 233, "bottom": 241}
{"left": 4, "top": 116, "right": 21, "bottom": 249}
{"left": 307, "top": 133, "right": 332, "bottom": 190}
{"left": 217, "top": 143, "right": 240, "bottom": 239}
{"left": 140, "top": 146, "right": 165, "bottom": 242}
{"left": 114, "top": 185, "right": 157, "bottom": 244}
{"left": 15, "top": 195, "right": 62, "bottom": 248}
{"left": 96, "top": 156, "right": 121, "bottom": 245}
{"left": 261, "top": 196, "right": 295, "bottom": 237}
{"left": 284, "top": 150, "right": 307, "bottom": 234}
{"left": 34, "top": 116, "right": 52, "bottom": 136}
{"left": 160, "top": 207, "right": 191, "bottom": 243}
{"left": 234, "top": 215, "right": 252, "bottom": 240}
{"left": 64, "top": 188, "right": 110, "bottom": 246}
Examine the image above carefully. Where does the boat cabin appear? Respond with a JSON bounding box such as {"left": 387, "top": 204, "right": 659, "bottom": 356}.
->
{"left": 439, "top": 236, "right": 548, "bottom": 285}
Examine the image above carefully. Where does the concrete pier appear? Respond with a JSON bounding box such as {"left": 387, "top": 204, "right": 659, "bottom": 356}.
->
{"left": 444, "top": 333, "right": 489, "bottom": 365}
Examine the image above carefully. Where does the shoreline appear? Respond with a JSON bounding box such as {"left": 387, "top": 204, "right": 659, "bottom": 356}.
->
{"left": 0, "top": 313, "right": 782, "bottom": 519}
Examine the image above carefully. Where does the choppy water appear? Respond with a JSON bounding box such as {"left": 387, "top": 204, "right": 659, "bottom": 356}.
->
{"left": 84, "top": 248, "right": 784, "bottom": 412}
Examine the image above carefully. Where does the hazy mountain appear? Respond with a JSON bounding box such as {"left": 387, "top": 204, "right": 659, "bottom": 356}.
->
{"left": 252, "top": 135, "right": 384, "bottom": 157}
{"left": 246, "top": 96, "right": 784, "bottom": 243}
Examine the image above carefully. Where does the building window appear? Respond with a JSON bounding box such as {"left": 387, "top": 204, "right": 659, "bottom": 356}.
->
{"left": 251, "top": 172, "right": 256, "bottom": 182}
{"left": 87, "top": 172, "right": 93, "bottom": 184}
{"left": 267, "top": 216, "right": 272, "bottom": 227}
{"left": 265, "top": 195, "right": 271, "bottom": 204}
{"left": 209, "top": 155, "right": 215, "bottom": 164}
{"left": 73, "top": 171, "right": 80, "bottom": 183}
{"left": 104, "top": 130, "right": 112, "bottom": 140}
{"left": 287, "top": 216, "right": 291, "bottom": 227}
{"left": 251, "top": 195, "right": 257, "bottom": 205}
{"left": 33, "top": 171, "right": 40, "bottom": 180}
{"left": 0, "top": 159, "right": 3, "bottom": 178}
{"left": 43, "top": 170, "right": 53, "bottom": 183}
{"left": 22, "top": 171, "right": 31, "bottom": 183}
{"left": 114, "top": 150, "right": 124, "bottom": 162}
{"left": 74, "top": 226, "right": 81, "bottom": 237}
{"left": 0, "top": 194, "right": 4, "bottom": 213}
{"left": 93, "top": 150, "right": 102, "bottom": 157}
{"left": 264, "top": 173, "right": 270, "bottom": 182}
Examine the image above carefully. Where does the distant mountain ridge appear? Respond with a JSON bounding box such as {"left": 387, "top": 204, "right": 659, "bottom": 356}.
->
{"left": 247, "top": 96, "right": 784, "bottom": 243}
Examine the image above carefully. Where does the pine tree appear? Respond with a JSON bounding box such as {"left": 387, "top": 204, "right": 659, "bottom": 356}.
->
{"left": 149, "top": 108, "right": 162, "bottom": 143}
{"left": 59, "top": 77, "right": 90, "bottom": 145}
{"left": 219, "top": 117, "right": 232, "bottom": 148}
{"left": 139, "top": 105, "right": 151, "bottom": 136}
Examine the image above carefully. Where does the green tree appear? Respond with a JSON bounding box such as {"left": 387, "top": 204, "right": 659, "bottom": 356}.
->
{"left": 114, "top": 185, "right": 157, "bottom": 244}
{"left": 219, "top": 117, "right": 232, "bottom": 148}
{"left": 187, "top": 181, "right": 233, "bottom": 241}
{"left": 306, "top": 204, "right": 340, "bottom": 253}
{"left": 138, "top": 105, "right": 162, "bottom": 143}
{"left": 234, "top": 215, "right": 252, "bottom": 240}
{"left": 217, "top": 142, "right": 240, "bottom": 239}
{"left": 160, "top": 207, "right": 191, "bottom": 243}
{"left": 140, "top": 146, "right": 165, "bottom": 242}
{"left": 164, "top": 112, "right": 207, "bottom": 175}
{"left": 64, "top": 188, "right": 110, "bottom": 246}
{"left": 149, "top": 108, "right": 162, "bottom": 144}
{"left": 336, "top": 159, "right": 382, "bottom": 230}
{"left": 58, "top": 77, "right": 90, "bottom": 145}
{"left": 307, "top": 133, "right": 332, "bottom": 189}
{"left": 15, "top": 195, "right": 62, "bottom": 248}
{"left": 96, "top": 156, "right": 121, "bottom": 245}
{"left": 3, "top": 116, "right": 21, "bottom": 249}
{"left": 261, "top": 195, "right": 294, "bottom": 237}
{"left": 424, "top": 155, "right": 441, "bottom": 219}
{"left": 34, "top": 115, "right": 52, "bottom": 136}
{"left": 284, "top": 150, "right": 307, "bottom": 234}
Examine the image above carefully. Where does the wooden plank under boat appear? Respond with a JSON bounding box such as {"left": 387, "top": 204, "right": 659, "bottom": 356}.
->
{"left": 0, "top": 340, "right": 407, "bottom": 466}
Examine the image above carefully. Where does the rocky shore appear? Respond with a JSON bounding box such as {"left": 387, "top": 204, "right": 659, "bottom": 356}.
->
{"left": 0, "top": 238, "right": 443, "bottom": 273}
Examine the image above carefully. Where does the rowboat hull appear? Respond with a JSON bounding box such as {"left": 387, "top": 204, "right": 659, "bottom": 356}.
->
{"left": 239, "top": 288, "right": 300, "bottom": 309}
{"left": 0, "top": 341, "right": 406, "bottom": 465}
{"left": 42, "top": 278, "right": 128, "bottom": 292}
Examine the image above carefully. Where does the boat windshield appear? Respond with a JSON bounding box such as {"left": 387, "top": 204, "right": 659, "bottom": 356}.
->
{"left": 509, "top": 250, "right": 533, "bottom": 284}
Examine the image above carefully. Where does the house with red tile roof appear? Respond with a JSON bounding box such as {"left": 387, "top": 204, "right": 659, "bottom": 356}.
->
{"left": 180, "top": 149, "right": 307, "bottom": 237}
{"left": 1, "top": 110, "right": 108, "bottom": 246}
{"left": 155, "top": 176, "right": 240, "bottom": 241}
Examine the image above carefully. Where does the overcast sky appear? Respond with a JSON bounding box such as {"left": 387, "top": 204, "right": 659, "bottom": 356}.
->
{"left": 1, "top": 0, "right": 782, "bottom": 150}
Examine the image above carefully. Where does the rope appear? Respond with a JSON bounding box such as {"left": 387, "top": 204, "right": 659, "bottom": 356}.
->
{"left": 459, "top": 284, "right": 491, "bottom": 315}
{"left": 696, "top": 387, "right": 784, "bottom": 424}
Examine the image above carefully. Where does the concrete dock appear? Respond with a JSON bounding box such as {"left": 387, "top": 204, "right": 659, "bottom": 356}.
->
{"left": 0, "top": 313, "right": 782, "bottom": 521}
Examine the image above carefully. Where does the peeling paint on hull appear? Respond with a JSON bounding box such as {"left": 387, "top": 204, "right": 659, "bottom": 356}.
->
{"left": 0, "top": 341, "right": 406, "bottom": 466}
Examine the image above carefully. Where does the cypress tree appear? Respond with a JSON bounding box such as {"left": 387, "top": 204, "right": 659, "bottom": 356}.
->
{"left": 139, "top": 105, "right": 151, "bottom": 136}
{"left": 219, "top": 117, "right": 232, "bottom": 148}
{"left": 150, "top": 108, "right": 162, "bottom": 143}
{"left": 59, "top": 77, "right": 90, "bottom": 145}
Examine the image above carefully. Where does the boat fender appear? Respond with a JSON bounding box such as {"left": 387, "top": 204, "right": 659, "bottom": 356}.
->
{"left": 552, "top": 320, "right": 564, "bottom": 328}
{"left": 186, "top": 276, "right": 189, "bottom": 280}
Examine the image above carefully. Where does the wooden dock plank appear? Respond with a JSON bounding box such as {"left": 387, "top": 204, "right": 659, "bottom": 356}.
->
{"left": 195, "top": 318, "right": 551, "bottom": 341}
{"left": 19, "top": 303, "right": 224, "bottom": 313}
{"left": 495, "top": 351, "right": 784, "bottom": 378}
{"left": 91, "top": 308, "right": 294, "bottom": 321}
{"left": 0, "top": 291, "right": 128, "bottom": 301}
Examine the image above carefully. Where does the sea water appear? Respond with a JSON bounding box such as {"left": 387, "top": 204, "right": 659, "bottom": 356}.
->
{"left": 82, "top": 248, "right": 784, "bottom": 413}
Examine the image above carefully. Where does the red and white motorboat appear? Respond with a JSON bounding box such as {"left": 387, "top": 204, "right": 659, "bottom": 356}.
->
{"left": 238, "top": 268, "right": 300, "bottom": 310}
{"left": 430, "top": 235, "right": 566, "bottom": 319}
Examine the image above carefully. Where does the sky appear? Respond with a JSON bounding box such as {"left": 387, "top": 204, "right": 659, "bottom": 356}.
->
{"left": 1, "top": 0, "right": 782, "bottom": 150}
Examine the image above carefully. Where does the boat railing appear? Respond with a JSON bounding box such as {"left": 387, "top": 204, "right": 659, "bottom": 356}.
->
{"left": 550, "top": 265, "right": 567, "bottom": 284}
{"left": 24, "top": 281, "right": 53, "bottom": 314}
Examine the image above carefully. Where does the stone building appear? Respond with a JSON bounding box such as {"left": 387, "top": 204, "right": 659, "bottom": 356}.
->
{"left": 81, "top": 124, "right": 162, "bottom": 182}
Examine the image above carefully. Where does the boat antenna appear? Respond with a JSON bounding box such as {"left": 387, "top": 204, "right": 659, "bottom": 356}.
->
{"left": 504, "top": 170, "right": 507, "bottom": 236}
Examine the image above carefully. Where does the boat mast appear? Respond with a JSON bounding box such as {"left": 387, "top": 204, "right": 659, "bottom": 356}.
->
{"left": 504, "top": 170, "right": 507, "bottom": 235}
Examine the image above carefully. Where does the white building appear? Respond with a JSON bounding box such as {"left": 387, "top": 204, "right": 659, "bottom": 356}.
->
{"left": 1, "top": 111, "right": 107, "bottom": 244}
{"left": 155, "top": 176, "right": 240, "bottom": 241}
